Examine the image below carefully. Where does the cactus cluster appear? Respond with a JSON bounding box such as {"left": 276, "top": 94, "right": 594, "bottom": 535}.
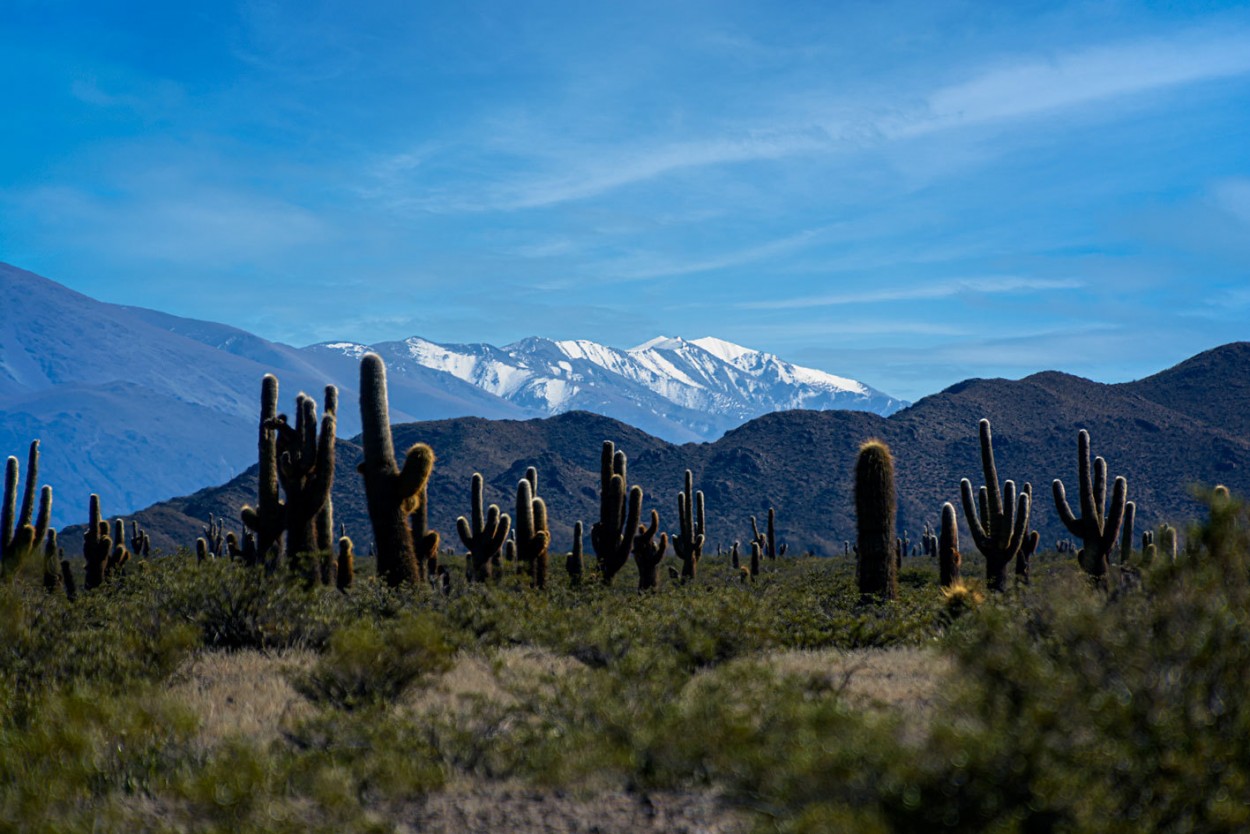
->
{"left": 1053, "top": 429, "right": 1128, "bottom": 580}
{"left": 673, "top": 470, "right": 705, "bottom": 581}
{"left": 590, "top": 441, "right": 641, "bottom": 586}
{"left": 1, "top": 440, "right": 52, "bottom": 579}
{"left": 514, "top": 467, "right": 549, "bottom": 588}
{"left": 456, "top": 473, "right": 510, "bottom": 583}
{"left": 959, "top": 419, "right": 1037, "bottom": 592}
{"left": 633, "top": 509, "right": 668, "bottom": 590}
{"left": 750, "top": 507, "right": 786, "bottom": 561}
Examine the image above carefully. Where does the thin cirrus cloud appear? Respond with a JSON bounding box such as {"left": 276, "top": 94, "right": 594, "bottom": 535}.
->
{"left": 423, "top": 26, "right": 1250, "bottom": 214}
{"left": 740, "top": 277, "right": 1085, "bottom": 311}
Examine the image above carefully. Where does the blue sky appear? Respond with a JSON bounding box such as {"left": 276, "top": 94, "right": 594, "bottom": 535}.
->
{"left": 2, "top": 1, "right": 1248, "bottom": 402}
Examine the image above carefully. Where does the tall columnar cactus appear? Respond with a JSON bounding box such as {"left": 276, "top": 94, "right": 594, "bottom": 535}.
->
{"left": 855, "top": 439, "right": 897, "bottom": 601}
{"left": 2, "top": 440, "right": 52, "bottom": 579}
{"left": 457, "top": 472, "right": 511, "bottom": 583}
{"left": 83, "top": 494, "right": 113, "bottom": 590}
{"left": 567, "top": 520, "right": 584, "bottom": 586}
{"left": 673, "top": 470, "right": 705, "bottom": 581}
{"left": 1120, "top": 501, "right": 1136, "bottom": 566}
{"left": 1052, "top": 429, "right": 1128, "bottom": 580}
{"left": 633, "top": 509, "right": 668, "bottom": 591}
{"left": 409, "top": 479, "right": 440, "bottom": 583}
{"left": 1159, "top": 524, "right": 1178, "bottom": 562}
{"left": 959, "top": 419, "right": 1033, "bottom": 592}
{"left": 241, "top": 374, "right": 285, "bottom": 558}
{"left": 271, "top": 388, "right": 337, "bottom": 568}
{"left": 590, "top": 441, "right": 641, "bottom": 585}
{"left": 515, "top": 472, "right": 550, "bottom": 589}
{"left": 357, "top": 353, "right": 436, "bottom": 587}
{"left": 939, "top": 502, "right": 960, "bottom": 588}
{"left": 315, "top": 386, "right": 338, "bottom": 548}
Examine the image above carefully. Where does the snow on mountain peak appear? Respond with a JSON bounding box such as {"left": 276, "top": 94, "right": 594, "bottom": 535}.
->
{"left": 689, "top": 336, "right": 754, "bottom": 363}
{"left": 630, "top": 335, "right": 685, "bottom": 352}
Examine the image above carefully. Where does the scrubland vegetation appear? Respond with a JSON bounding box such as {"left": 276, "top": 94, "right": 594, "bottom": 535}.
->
{"left": 3, "top": 354, "right": 1249, "bottom": 832}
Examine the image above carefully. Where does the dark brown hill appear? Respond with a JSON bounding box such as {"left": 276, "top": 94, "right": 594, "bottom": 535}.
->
{"left": 110, "top": 343, "right": 1250, "bottom": 559}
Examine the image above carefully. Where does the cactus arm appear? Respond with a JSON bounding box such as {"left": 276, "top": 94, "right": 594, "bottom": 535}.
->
{"left": 1098, "top": 477, "right": 1128, "bottom": 558}
{"left": 977, "top": 420, "right": 1003, "bottom": 522}
{"left": 1092, "top": 457, "right": 1107, "bottom": 525}
{"left": 396, "top": 444, "right": 435, "bottom": 514}
{"left": 1000, "top": 480, "right": 1018, "bottom": 550}
{"left": 959, "top": 478, "right": 991, "bottom": 553}
{"left": 18, "top": 441, "right": 39, "bottom": 531}
{"left": 1053, "top": 479, "right": 1081, "bottom": 536}
{"left": 456, "top": 516, "right": 473, "bottom": 550}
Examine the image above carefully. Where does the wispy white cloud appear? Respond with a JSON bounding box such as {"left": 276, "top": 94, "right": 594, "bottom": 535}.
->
{"left": 894, "top": 29, "right": 1250, "bottom": 136}
{"left": 741, "top": 277, "right": 1084, "bottom": 310}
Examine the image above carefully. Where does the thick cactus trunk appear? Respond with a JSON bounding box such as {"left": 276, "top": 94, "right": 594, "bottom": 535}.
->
{"left": 856, "top": 439, "right": 897, "bottom": 601}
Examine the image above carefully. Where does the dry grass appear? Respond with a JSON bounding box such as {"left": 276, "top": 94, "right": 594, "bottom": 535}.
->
{"left": 168, "top": 649, "right": 316, "bottom": 748}
{"left": 763, "top": 645, "right": 951, "bottom": 714}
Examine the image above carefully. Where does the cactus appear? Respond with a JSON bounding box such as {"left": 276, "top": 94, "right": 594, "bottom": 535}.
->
{"left": 959, "top": 419, "right": 1033, "bottom": 592}
{"left": 42, "top": 528, "right": 62, "bottom": 594}
{"left": 315, "top": 385, "right": 338, "bottom": 552}
{"left": 1159, "top": 523, "right": 1178, "bottom": 562}
{"left": 195, "top": 538, "right": 208, "bottom": 563}
{"left": 633, "top": 509, "right": 668, "bottom": 591}
{"left": 855, "top": 439, "right": 897, "bottom": 601}
{"left": 515, "top": 470, "right": 550, "bottom": 589}
{"left": 1053, "top": 429, "right": 1127, "bottom": 580}
{"left": 83, "top": 494, "right": 113, "bottom": 590}
{"left": 457, "top": 472, "right": 511, "bottom": 583}
{"left": 357, "top": 353, "right": 436, "bottom": 587}
{"left": 731, "top": 540, "right": 740, "bottom": 570}
{"left": 1141, "top": 530, "right": 1156, "bottom": 565}
{"left": 673, "top": 470, "right": 705, "bottom": 581}
{"left": 336, "top": 536, "right": 354, "bottom": 591}
{"left": 1, "top": 440, "right": 52, "bottom": 579}
{"left": 749, "top": 540, "right": 761, "bottom": 578}
{"left": 750, "top": 507, "right": 785, "bottom": 561}
{"left": 129, "top": 520, "right": 150, "bottom": 558}
{"left": 271, "top": 387, "right": 336, "bottom": 569}
{"left": 1120, "top": 501, "right": 1136, "bottom": 566}
{"left": 409, "top": 479, "right": 440, "bottom": 583}
{"left": 60, "top": 558, "right": 77, "bottom": 601}
{"left": 566, "top": 520, "right": 584, "bottom": 586}
{"left": 939, "top": 502, "right": 961, "bottom": 588}
{"left": 241, "top": 374, "right": 285, "bottom": 558}
{"left": 1016, "top": 519, "right": 1039, "bottom": 585}
{"left": 590, "top": 441, "right": 640, "bottom": 585}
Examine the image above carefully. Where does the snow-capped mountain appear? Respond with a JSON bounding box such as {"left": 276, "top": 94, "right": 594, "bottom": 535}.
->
{"left": 312, "top": 334, "right": 905, "bottom": 442}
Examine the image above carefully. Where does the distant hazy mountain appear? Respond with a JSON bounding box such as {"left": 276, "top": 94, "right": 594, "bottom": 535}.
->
{"left": 313, "top": 334, "right": 904, "bottom": 442}
{"left": 129, "top": 342, "right": 1250, "bottom": 559}
{"left": 0, "top": 262, "right": 902, "bottom": 522}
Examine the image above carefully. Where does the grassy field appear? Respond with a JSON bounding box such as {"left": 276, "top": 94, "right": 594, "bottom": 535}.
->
{"left": 3, "top": 493, "right": 1249, "bottom": 833}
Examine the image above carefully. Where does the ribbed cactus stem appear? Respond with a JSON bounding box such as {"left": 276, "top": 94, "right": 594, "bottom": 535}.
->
{"left": 567, "top": 520, "right": 584, "bottom": 586}
{"left": 1, "top": 440, "right": 52, "bottom": 578}
{"left": 633, "top": 508, "right": 668, "bottom": 591}
{"left": 1160, "top": 524, "right": 1177, "bottom": 562}
{"left": 590, "top": 441, "right": 638, "bottom": 585}
{"left": 514, "top": 475, "right": 550, "bottom": 588}
{"left": 856, "top": 439, "right": 897, "bottom": 600}
{"left": 358, "top": 354, "right": 435, "bottom": 586}
{"left": 1053, "top": 429, "right": 1128, "bottom": 579}
{"left": 959, "top": 419, "right": 1032, "bottom": 592}
{"left": 274, "top": 389, "right": 337, "bottom": 572}
{"left": 1120, "top": 501, "right": 1136, "bottom": 565}
{"left": 939, "top": 502, "right": 960, "bottom": 587}
{"left": 410, "top": 481, "right": 439, "bottom": 583}
{"left": 457, "top": 472, "right": 511, "bottom": 582}
{"left": 83, "top": 494, "right": 112, "bottom": 589}
{"left": 241, "top": 374, "right": 285, "bottom": 557}
{"left": 674, "top": 469, "right": 705, "bottom": 581}
{"left": 336, "top": 536, "right": 354, "bottom": 591}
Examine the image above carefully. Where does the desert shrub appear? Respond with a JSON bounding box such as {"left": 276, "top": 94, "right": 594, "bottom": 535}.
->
{"left": 292, "top": 611, "right": 455, "bottom": 709}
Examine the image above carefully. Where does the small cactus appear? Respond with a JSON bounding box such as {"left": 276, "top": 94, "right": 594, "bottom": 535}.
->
{"left": 1120, "top": 501, "right": 1136, "bottom": 566}
{"left": 566, "top": 520, "right": 584, "bottom": 586}
{"left": 514, "top": 470, "right": 550, "bottom": 589}
{"left": 673, "top": 470, "right": 705, "bottom": 581}
{"left": 241, "top": 374, "right": 285, "bottom": 558}
{"left": 457, "top": 473, "right": 511, "bottom": 583}
{"left": 633, "top": 509, "right": 668, "bottom": 591}
{"left": 855, "top": 439, "right": 897, "bottom": 601}
{"left": 938, "top": 502, "right": 961, "bottom": 588}
{"left": 750, "top": 507, "right": 785, "bottom": 561}
{"left": 42, "top": 528, "right": 62, "bottom": 594}
{"left": 83, "top": 494, "right": 113, "bottom": 589}
{"left": 336, "top": 536, "right": 354, "bottom": 591}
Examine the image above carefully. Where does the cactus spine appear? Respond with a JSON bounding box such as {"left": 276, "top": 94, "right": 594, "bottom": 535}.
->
{"left": 633, "top": 508, "right": 668, "bottom": 591}
{"left": 357, "top": 353, "right": 436, "bottom": 587}
{"left": 456, "top": 472, "right": 511, "bottom": 583}
{"left": 514, "top": 469, "right": 550, "bottom": 589}
{"left": 855, "top": 439, "right": 897, "bottom": 601}
{"left": 939, "top": 501, "right": 960, "bottom": 588}
{"left": 673, "top": 470, "right": 705, "bottom": 581}
{"left": 959, "top": 419, "right": 1032, "bottom": 592}
{"left": 241, "top": 374, "right": 285, "bottom": 558}
{"left": 1, "top": 440, "right": 52, "bottom": 579}
{"left": 590, "top": 441, "right": 640, "bottom": 585}
{"left": 1052, "top": 429, "right": 1127, "bottom": 580}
